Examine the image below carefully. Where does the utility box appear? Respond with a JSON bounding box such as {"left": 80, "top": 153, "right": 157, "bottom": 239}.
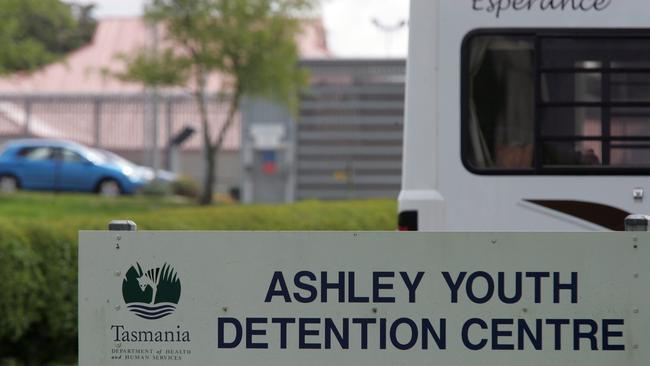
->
{"left": 240, "top": 98, "right": 295, "bottom": 204}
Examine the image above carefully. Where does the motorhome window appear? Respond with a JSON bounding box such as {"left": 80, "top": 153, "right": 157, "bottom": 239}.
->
{"left": 466, "top": 35, "right": 535, "bottom": 169}
{"left": 464, "top": 31, "right": 650, "bottom": 173}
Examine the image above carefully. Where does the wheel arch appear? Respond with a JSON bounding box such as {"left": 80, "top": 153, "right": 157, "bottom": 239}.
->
{"left": 0, "top": 172, "right": 21, "bottom": 188}
{"left": 93, "top": 176, "right": 124, "bottom": 194}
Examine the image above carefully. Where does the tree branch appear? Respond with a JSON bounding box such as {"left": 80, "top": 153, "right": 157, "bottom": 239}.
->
{"left": 214, "top": 84, "right": 241, "bottom": 151}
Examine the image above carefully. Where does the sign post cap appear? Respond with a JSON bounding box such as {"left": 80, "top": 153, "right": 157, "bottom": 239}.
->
{"left": 625, "top": 214, "right": 650, "bottom": 232}
{"left": 108, "top": 220, "right": 137, "bottom": 231}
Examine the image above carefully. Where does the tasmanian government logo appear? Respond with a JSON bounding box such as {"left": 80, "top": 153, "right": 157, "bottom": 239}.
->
{"left": 122, "top": 263, "right": 181, "bottom": 320}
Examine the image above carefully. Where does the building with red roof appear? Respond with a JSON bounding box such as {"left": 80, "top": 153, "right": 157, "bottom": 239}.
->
{"left": 0, "top": 17, "right": 330, "bottom": 194}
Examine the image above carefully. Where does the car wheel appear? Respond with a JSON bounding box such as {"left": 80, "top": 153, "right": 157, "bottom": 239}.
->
{"left": 97, "top": 179, "right": 122, "bottom": 197}
{"left": 0, "top": 175, "right": 18, "bottom": 193}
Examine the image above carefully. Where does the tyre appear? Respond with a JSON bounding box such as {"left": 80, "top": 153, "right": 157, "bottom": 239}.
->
{"left": 0, "top": 175, "right": 18, "bottom": 193}
{"left": 97, "top": 179, "right": 122, "bottom": 197}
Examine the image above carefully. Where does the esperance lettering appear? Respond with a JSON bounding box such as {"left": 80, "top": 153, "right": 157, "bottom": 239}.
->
{"left": 472, "top": 0, "right": 613, "bottom": 18}
{"left": 215, "top": 271, "right": 626, "bottom": 351}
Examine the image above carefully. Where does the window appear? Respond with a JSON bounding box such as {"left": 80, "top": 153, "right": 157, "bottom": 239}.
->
{"left": 17, "top": 147, "right": 54, "bottom": 161}
{"left": 60, "top": 148, "right": 83, "bottom": 163}
{"left": 463, "top": 30, "right": 650, "bottom": 174}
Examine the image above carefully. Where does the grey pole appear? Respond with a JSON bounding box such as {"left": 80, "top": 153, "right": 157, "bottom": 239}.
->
{"left": 108, "top": 220, "right": 137, "bottom": 231}
{"left": 165, "top": 99, "right": 173, "bottom": 170}
{"left": 150, "top": 21, "right": 161, "bottom": 176}
{"left": 625, "top": 214, "right": 650, "bottom": 232}
{"left": 23, "top": 100, "right": 32, "bottom": 136}
{"left": 93, "top": 98, "right": 102, "bottom": 148}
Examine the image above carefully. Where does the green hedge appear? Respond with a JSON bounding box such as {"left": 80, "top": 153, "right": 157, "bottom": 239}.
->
{"left": 0, "top": 197, "right": 396, "bottom": 365}
{"left": 0, "top": 223, "right": 77, "bottom": 366}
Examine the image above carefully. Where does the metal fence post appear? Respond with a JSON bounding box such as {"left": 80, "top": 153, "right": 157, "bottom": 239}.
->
{"left": 94, "top": 98, "right": 102, "bottom": 147}
{"left": 23, "top": 100, "right": 32, "bottom": 136}
{"left": 143, "top": 95, "right": 149, "bottom": 166}
{"left": 165, "top": 98, "right": 173, "bottom": 170}
{"left": 152, "top": 90, "right": 160, "bottom": 174}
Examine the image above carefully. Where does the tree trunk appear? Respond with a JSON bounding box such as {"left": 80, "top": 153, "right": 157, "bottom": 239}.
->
{"left": 213, "top": 89, "right": 241, "bottom": 169}
{"left": 195, "top": 64, "right": 241, "bottom": 205}
{"left": 200, "top": 143, "right": 216, "bottom": 205}
{"left": 194, "top": 67, "right": 215, "bottom": 205}
{"left": 211, "top": 86, "right": 242, "bottom": 203}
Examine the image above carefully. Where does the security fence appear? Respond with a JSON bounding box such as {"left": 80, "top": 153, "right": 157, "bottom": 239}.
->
{"left": 0, "top": 59, "right": 407, "bottom": 201}
{"left": 0, "top": 93, "right": 238, "bottom": 167}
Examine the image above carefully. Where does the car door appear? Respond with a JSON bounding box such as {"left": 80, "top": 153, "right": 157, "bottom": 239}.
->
{"left": 14, "top": 146, "right": 57, "bottom": 190}
{"left": 56, "top": 147, "right": 98, "bottom": 192}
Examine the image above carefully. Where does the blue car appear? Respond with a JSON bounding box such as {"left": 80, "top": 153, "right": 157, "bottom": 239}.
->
{"left": 0, "top": 139, "right": 169, "bottom": 195}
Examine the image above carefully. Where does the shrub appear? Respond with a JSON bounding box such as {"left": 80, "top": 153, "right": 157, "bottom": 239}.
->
{"left": 171, "top": 176, "right": 200, "bottom": 199}
{"left": 138, "top": 181, "right": 171, "bottom": 197}
{"left": 0, "top": 223, "right": 77, "bottom": 365}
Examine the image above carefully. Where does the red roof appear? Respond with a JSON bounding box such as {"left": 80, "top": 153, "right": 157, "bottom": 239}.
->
{"left": 0, "top": 17, "right": 329, "bottom": 93}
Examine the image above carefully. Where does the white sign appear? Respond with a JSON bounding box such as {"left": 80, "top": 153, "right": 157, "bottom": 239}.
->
{"left": 250, "top": 124, "right": 286, "bottom": 150}
{"left": 79, "top": 232, "right": 649, "bottom": 365}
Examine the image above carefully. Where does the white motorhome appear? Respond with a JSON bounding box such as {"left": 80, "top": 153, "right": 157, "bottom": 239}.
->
{"left": 399, "top": 0, "right": 650, "bottom": 231}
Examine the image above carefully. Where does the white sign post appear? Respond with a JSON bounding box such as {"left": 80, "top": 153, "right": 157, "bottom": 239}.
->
{"left": 79, "top": 231, "right": 649, "bottom": 365}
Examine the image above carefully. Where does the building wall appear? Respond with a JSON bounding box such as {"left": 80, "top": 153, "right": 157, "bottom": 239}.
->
{"left": 295, "top": 59, "right": 406, "bottom": 200}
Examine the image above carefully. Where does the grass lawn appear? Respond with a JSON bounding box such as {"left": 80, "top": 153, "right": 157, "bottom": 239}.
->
{"left": 0, "top": 192, "right": 397, "bottom": 231}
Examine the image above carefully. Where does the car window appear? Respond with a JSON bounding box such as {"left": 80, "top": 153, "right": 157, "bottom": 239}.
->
{"left": 98, "top": 149, "right": 135, "bottom": 167}
{"left": 17, "top": 147, "right": 54, "bottom": 161}
{"left": 61, "top": 148, "right": 83, "bottom": 163}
